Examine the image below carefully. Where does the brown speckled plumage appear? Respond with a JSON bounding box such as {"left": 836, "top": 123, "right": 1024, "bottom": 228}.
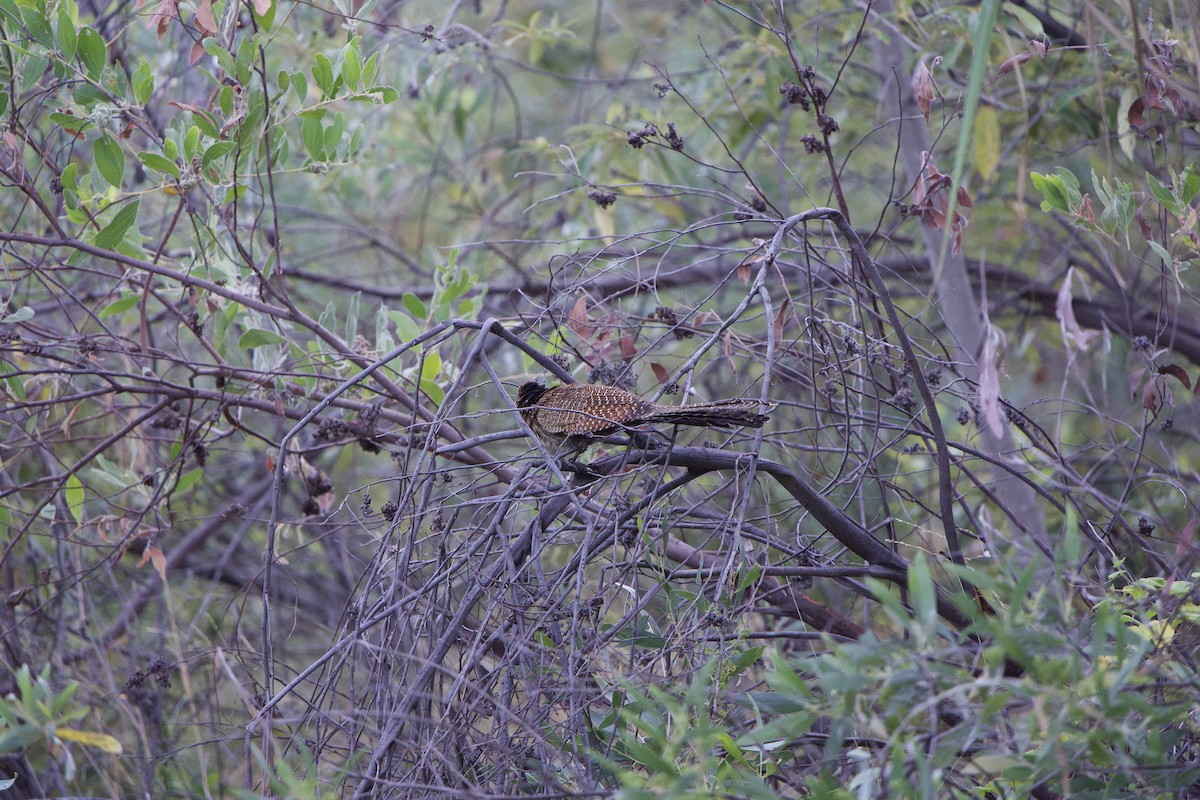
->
{"left": 516, "top": 381, "right": 773, "bottom": 455}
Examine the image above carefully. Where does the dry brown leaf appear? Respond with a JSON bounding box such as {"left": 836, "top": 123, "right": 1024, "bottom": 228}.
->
{"left": 1142, "top": 379, "right": 1159, "bottom": 412}
{"left": 1157, "top": 363, "right": 1191, "bottom": 391}
{"left": 772, "top": 297, "right": 790, "bottom": 345}
{"left": 911, "top": 61, "right": 934, "bottom": 122}
{"left": 997, "top": 51, "right": 1033, "bottom": 77}
{"left": 650, "top": 362, "right": 669, "bottom": 385}
{"left": 149, "top": 0, "right": 177, "bottom": 39}
{"left": 1056, "top": 268, "right": 1096, "bottom": 351}
{"left": 139, "top": 544, "right": 168, "bottom": 581}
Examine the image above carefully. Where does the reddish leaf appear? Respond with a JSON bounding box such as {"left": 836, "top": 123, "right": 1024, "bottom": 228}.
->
{"left": 194, "top": 0, "right": 217, "bottom": 35}
{"left": 1143, "top": 80, "right": 1164, "bottom": 111}
{"left": 650, "top": 362, "right": 669, "bottom": 385}
{"left": 1127, "top": 96, "right": 1145, "bottom": 129}
{"left": 1079, "top": 194, "right": 1095, "bottom": 224}
{"left": 1142, "top": 379, "right": 1158, "bottom": 412}
{"left": 772, "top": 297, "right": 790, "bottom": 344}
{"left": 149, "top": 0, "right": 177, "bottom": 39}
{"left": 1135, "top": 206, "right": 1153, "bottom": 238}
{"left": 1157, "top": 363, "right": 1191, "bottom": 390}
{"left": 619, "top": 333, "right": 637, "bottom": 361}
{"left": 737, "top": 263, "right": 751, "bottom": 283}
{"left": 567, "top": 297, "right": 592, "bottom": 338}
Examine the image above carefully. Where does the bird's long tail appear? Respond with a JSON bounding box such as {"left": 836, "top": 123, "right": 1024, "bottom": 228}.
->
{"left": 648, "top": 400, "right": 774, "bottom": 429}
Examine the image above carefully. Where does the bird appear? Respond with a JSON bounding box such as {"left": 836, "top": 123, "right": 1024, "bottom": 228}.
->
{"left": 516, "top": 381, "right": 774, "bottom": 457}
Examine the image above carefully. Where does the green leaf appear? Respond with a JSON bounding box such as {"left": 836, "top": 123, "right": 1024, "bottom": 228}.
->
{"left": 290, "top": 71, "right": 308, "bottom": 103}
{"left": 202, "top": 140, "right": 236, "bottom": 168}
{"left": 341, "top": 43, "right": 361, "bottom": 89}
{"left": 1, "top": 306, "right": 33, "bottom": 324}
{"left": 313, "top": 53, "right": 334, "bottom": 98}
{"left": 174, "top": 468, "right": 204, "bottom": 494}
{"left": 973, "top": 105, "right": 1000, "bottom": 180}
{"left": 238, "top": 328, "right": 286, "bottom": 349}
{"left": 318, "top": 301, "right": 337, "bottom": 333}
{"left": 345, "top": 291, "right": 360, "bottom": 345}
{"left": 402, "top": 292, "right": 426, "bottom": 320}
{"left": 1180, "top": 165, "right": 1200, "bottom": 206}
{"left": 138, "top": 151, "right": 180, "bottom": 178}
{"left": 191, "top": 109, "right": 220, "bottom": 140}
{"left": 323, "top": 112, "right": 344, "bottom": 155}
{"left": 390, "top": 311, "right": 421, "bottom": 343}
{"left": 365, "top": 86, "right": 399, "bottom": 104}
{"left": 99, "top": 294, "right": 140, "bottom": 319}
{"left": 94, "top": 201, "right": 139, "bottom": 249}
{"left": 419, "top": 377, "right": 445, "bottom": 406}
{"left": 60, "top": 162, "right": 78, "bottom": 191}
{"left": 21, "top": 55, "right": 49, "bottom": 93}
{"left": 420, "top": 350, "right": 442, "bottom": 382}
{"left": 184, "top": 125, "right": 201, "bottom": 161}
{"left": 65, "top": 473, "right": 85, "bottom": 523}
{"left": 21, "top": 5, "right": 55, "bottom": 48}
{"left": 203, "top": 38, "right": 234, "bottom": 76}
{"left": 908, "top": 552, "right": 937, "bottom": 636}
{"left": 301, "top": 115, "right": 323, "bottom": 160}
{"left": 1148, "top": 240, "right": 1172, "bottom": 268}
{"left": 1031, "top": 171, "right": 1069, "bottom": 213}
{"left": 1147, "top": 174, "right": 1178, "bottom": 214}
{"left": 77, "top": 26, "right": 106, "bottom": 80}
{"left": 0, "top": 724, "right": 41, "bottom": 754}
{"left": 57, "top": 8, "right": 77, "bottom": 60}
{"left": 131, "top": 61, "right": 153, "bottom": 105}
{"left": 51, "top": 112, "right": 89, "bottom": 133}
{"left": 93, "top": 134, "right": 124, "bottom": 188}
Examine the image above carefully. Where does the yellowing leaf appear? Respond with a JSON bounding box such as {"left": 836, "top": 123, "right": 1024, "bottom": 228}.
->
{"left": 57, "top": 728, "right": 123, "bottom": 754}
{"left": 65, "top": 474, "right": 85, "bottom": 524}
{"left": 974, "top": 105, "right": 1000, "bottom": 181}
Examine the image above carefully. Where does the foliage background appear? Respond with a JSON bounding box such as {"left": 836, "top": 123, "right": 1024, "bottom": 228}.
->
{"left": 1, "top": 0, "right": 1199, "bottom": 797}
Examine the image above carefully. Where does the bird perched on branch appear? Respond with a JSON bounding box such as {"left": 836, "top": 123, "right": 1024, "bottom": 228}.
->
{"left": 516, "top": 381, "right": 774, "bottom": 457}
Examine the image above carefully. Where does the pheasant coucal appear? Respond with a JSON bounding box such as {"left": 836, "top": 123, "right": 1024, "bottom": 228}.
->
{"left": 516, "top": 381, "right": 774, "bottom": 456}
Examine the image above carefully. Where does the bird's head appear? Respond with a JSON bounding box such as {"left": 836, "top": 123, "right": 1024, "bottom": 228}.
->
{"left": 516, "top": 381, "right": 549, "bottom": 408}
